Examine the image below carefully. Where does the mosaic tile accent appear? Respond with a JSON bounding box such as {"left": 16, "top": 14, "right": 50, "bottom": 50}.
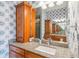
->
{"left": 46, "top": 7, "right": 68, "bottom": 20}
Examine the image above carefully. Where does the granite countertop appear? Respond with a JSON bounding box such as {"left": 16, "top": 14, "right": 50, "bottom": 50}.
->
{"left": 10, "top": 41, "right": 72, "bottom": 58}
{"left": 50, "top": 34, "right": 66, "bottom": 37}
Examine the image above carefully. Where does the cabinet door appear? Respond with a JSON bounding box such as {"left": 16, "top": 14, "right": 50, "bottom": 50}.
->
{"left": 24, "top": 5, "right": 31, "bottom": 42}
{"left": 31, "top": 8, "right": 36, "bottom": 37}
{"left": 25, "top": 51, "right": 45, "bottom": 58}
{"left": 10, "top": 45, "right": 25, "bottom": 56}
{"left": 9, "top": 51, "right": 24, "bottom": 58}
{"left": 45, "top": 20, "right": 52, "bottom": 34}
{"left": 16, "top": 5, "right": 24, "bottom": 42}
{"left": 9, "top": 45, "right": 25, "bottom": 58}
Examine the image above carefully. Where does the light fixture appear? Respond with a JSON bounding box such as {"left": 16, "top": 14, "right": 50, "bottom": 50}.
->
{"left": 39, "top": 1, "right": 44, "bottom": 6}
{"left": 38, "top": 1, "right": 64, "bottom": 9}
{"left": 44, "top": 1, "right": 51, "bottom": 4}
{"left": 48, "top": 2, "right": 54, "bottom": 7}
{"left": 38, "top": 1, "right": 47, "bottom": 9}
{"left": 42, "top": 4, "right": 47, "bottom": 9}
{"left": 56, "top": 1, "right": 64, "bottom": 5}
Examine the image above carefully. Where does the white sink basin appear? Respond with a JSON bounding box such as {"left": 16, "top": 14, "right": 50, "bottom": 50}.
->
{"left": 35, "top": 46, "right": 56, "bottom": 55}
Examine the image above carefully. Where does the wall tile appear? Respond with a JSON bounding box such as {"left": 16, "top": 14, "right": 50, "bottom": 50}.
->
{"left": 0, "top": 1, "right": 21, "bottom": 58}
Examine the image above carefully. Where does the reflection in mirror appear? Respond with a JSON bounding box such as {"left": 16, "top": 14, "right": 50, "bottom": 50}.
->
{"left": 44, "top": 2, "right": 68, "bottom": 43}
{"left": 44, "top": 18, "right": 67, "bottom": 42}
{"left": 35, "top": 7, "right": 42, "bottom": 39}
{"left": 51, "top": 18, "right": 66, "bottom": 35}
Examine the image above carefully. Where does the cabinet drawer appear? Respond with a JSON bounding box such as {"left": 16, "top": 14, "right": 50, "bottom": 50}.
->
{"left": 9, "top": 51, "right": 24, "bottom": 58}
{"left": 25, "top": 51, "right": 45, "bottom": 58}
{"left": 10, "top": 45, "right": 24, "bottom": 56}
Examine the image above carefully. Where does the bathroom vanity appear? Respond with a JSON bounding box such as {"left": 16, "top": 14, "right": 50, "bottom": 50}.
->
{"left": 11, "top": 1, "right": 72, "bottom": 58}
{"left": 9, "top": 44, "right": 45, "bottom": 58}
{"left": 9, "top": 41, "right": 71, "bottom": 58}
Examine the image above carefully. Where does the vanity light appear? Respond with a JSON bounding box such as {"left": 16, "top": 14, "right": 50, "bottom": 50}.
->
{"left": 56, "top": 1, "right": 64, "bottom": 5}
{"left": 48, "top": 3, "right": 54, "bottom": 7}
{"left": 39, "top": 1, "right": 64, "bottom": 9}
{"left": 44, "top": 1, "right": 51, "bottom": 4}
{"left": 39, "top": 1, "right": 44, "bottom": 6}
{"left": 42, "top": 4, "right": 47, "bottom": 9}
{"left": 38, "top": 1, "right": 47, "bottom": 9}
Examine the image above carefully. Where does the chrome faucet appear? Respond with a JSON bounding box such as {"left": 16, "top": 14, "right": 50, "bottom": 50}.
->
{"left": 38, "top": 38, "right": 42, "bottom": 44}
{"left": 38, "top": 38, "right": 52, "bottom": 45}
{"left": 47, "top": 38, "right": 52, "bottom": 46}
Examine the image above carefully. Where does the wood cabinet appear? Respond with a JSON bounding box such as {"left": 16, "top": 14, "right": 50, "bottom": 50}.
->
{"left": 52, "top": 23, "right": 55, "bottom": 33}
{"left": 16, "top": 2, "right": 36, "bottom": 43}
{"left": 44, "top": 20, "right": 52, "bottom": 39}
{"left": 45, "top": 20, "right": 52, "bottom": 34}
{"left": 50, "top": 34, "right": 66, "bottom": 42}
{"left": 31, "top": 8, "right": 36, "bottom": 37}
{"left": 9, "top": 45, "right": 45, "bottom": 58}
{"left": 9, "top": 45, "right": 25, "bottom": 58}
{"left": 25, "top": 50, "right": 45, "bottom": 58}
{"left": 9, "top": 51, "right": 24, "bottom": 58}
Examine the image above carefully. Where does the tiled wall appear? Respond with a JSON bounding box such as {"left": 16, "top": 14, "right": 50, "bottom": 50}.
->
{"left": 45, "top": 7, "right": 68, "bottom": 20}
{"left": 67, "top": 2, "right": 79, "bottom": 57}
{"left": 0, "top": 1, "right": 21, "bottom": 58}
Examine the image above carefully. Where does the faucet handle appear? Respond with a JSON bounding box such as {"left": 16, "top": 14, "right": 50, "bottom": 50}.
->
{"left": 38, "top": 39, "right": 42, "bottom": 44}
{"left": 47, "top": 38, "right": 52, "bottom": 46}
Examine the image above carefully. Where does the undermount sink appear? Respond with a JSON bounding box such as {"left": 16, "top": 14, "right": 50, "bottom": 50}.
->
{"left": 35, "top": 46, "right": 56, "bottom": 56}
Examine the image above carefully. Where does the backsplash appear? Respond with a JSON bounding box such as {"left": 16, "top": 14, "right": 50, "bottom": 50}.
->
{"left": 45, "top": 7, "right": 68, "bottom": 20}
{"left": 0, "top": 1, "right": 21, "bottom": 58}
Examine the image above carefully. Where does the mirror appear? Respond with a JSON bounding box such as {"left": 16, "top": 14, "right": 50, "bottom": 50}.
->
{"left": 32, "top": 1, "right": 68, "bottom": 48}
{"left": 44, "top": 2, "right": 68, "bottom": 42}
{"left": 35, "top": 7, "right": 42, "bottom": 39}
